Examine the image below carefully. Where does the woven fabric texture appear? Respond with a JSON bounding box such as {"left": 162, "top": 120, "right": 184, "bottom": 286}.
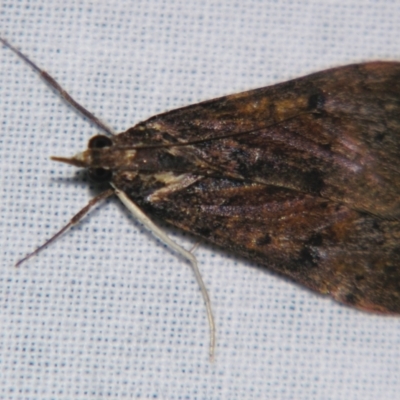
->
{"left": 1, "top": 1, "right": 400, "bottom": 399}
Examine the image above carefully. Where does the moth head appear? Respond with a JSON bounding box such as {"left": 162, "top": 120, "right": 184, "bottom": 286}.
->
{"left": 88, "top": 134, "right": 113, "bottom": 149}
{"left": 51, "top": 134, "right": 115, "bottom": 183}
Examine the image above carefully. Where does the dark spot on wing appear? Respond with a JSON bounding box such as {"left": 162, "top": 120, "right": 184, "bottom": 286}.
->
{"left": 256, "top": 234, "right": 272, "bottom": 246}
{"left": 157, "top": 151, "right": 192, "bottom": 170}
{"left": 345, "top": 293, "right": 357, "bottom": 305}
{"left": 304, "top": 169, "right": 324, "bottom": 193}
{"left": 308, "top": 92, "right": 325, "bottom": 111}
{"left": 307, "top": 233, "right": 323, "bottom": 247}
{"left": 384, "top": 265, "right": 397, "bottom": 276}
{"left": 374, "top": 132, "right": 385, "bottom": 142}
{"left": 355, "top": 274, "right": 365, "bottom": 282}
{"left": 297, "top": 247, "right": 319, "bottom": 268}
{"left": 197, "top": 226, "right": 212, "bottom": 238}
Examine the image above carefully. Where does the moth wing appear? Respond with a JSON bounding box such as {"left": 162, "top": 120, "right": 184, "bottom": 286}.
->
{"left": 119, "top": 62, "right": 400, "bottom": 218}
{"left": 138, "top": 178, "right": 400, "bottom": 314}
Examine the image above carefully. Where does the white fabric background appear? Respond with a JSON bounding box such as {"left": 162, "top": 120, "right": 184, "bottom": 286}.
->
{"left": 1, "top": 1, "right": 400, "bottom": 399}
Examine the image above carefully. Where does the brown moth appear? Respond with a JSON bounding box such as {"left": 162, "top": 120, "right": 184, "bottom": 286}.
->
{"left": 2, "top": 38, "right": 400, "bottom": 358}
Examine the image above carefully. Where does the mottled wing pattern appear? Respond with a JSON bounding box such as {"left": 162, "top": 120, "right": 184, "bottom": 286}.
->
{"left": 111, "top": 62, "right": 400, "bottom": 313}
{"left": 118, "top": 176, "right": 400, "bottom": 313}
{"left": 118, "top": 62, "right": 400, "bottom": 218}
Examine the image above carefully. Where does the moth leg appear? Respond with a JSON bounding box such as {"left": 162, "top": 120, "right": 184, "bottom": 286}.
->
{"left": 113, "top": 187, "right": 216, "bottom": 361}
{"left": 189, "top": 241, "right": 201, "bottom": 254}
{"left": 15, "top": 189, "right": 115, "bottom": 268}
{"left": 0, "top": 37, "right": 115, "bottom": 136}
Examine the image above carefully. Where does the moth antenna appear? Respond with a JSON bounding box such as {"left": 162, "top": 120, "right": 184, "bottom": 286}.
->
{"left": 113, "top": 187, "right": 216, "bottom": 361}
{"left": 15, "top": 189, "right": 114, "bottom": 268}
{"left": 0, "top": 37, "right": 116, "bottom": 136}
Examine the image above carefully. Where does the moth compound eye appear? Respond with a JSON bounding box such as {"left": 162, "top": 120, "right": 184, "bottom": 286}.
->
{"left": 88, "top": 135, "right": 113, "bottom": 149}
{"left": 88, "top": 168, "right": 113, "bottom": 182}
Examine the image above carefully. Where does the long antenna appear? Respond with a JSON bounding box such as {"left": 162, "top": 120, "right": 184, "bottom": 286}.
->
{"left": 2, "top": 37, "right": 216, "bottom": 360}
{"left": 0, "top": 37, "right": 116, "bottom": 136}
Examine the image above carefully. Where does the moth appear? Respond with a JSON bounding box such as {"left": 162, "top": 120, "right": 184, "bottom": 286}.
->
{"left": 2, "top": 38, "right": 400, "bottom": 359}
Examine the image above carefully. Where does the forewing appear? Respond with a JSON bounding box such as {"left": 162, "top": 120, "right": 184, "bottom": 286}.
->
{"left": 117, "top": 62, "right": 400, "bottom": 218}
{"left": 131, "top": 177, "right": 400, "bottom": 314}
{"left": 110, "top": 62, "right": 400, "bottom": 313}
